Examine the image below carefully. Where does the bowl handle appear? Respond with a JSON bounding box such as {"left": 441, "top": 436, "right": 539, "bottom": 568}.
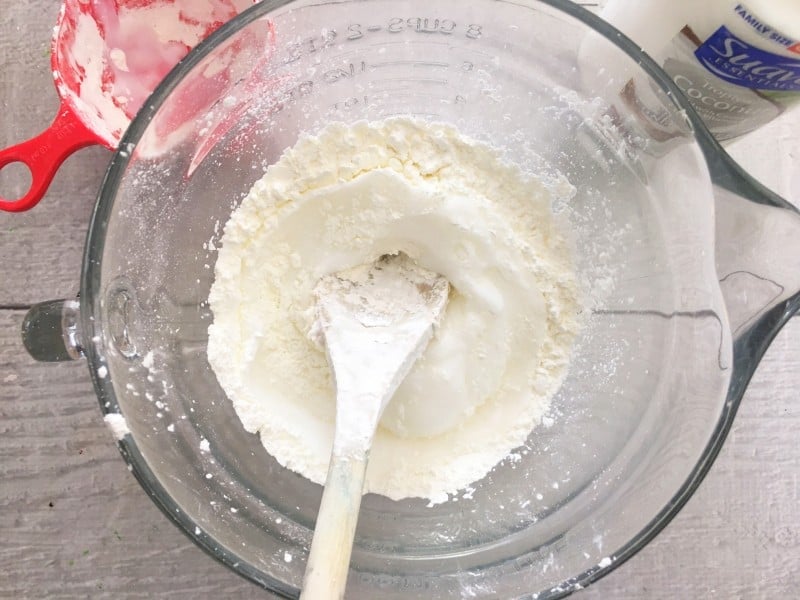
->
{"left": 21, "top": 299, "right": 83, "bottom": 362}
{"left": 712, "top": 155, "right": 800, "bottom": 365}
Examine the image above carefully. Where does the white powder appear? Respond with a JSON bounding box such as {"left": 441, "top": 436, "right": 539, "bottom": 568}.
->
{"left": 311, "top": 254, "right": 450, "bottom": 458}
{"left": 208, "top": 118, "right": 581, "bottom": 502}
{"left": 104, "top": 413, "right": 131, "bottom": 440}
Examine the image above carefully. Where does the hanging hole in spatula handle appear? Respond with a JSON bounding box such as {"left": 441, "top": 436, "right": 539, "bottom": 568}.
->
{"left": 0, "top": 100, "right": 107, "bottom": 212}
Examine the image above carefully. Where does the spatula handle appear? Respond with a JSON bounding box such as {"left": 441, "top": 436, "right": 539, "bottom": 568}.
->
{"left": 0, "top": 100, "right": 105, "bottom": 212}
{"left": 301, "top": 454, "right": 368, "bottom": 600}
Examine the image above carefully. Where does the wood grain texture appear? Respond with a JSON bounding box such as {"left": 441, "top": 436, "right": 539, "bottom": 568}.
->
{"left": 583, "top": 320, "right": 800, "bottom": 599}
{"left": 0, "top": 310, "right": 266, "bottom": 598}
{"left": 0, "top": 1, "right": 109, "bottom": 307}
{"left": 1, "top": 1, "right": 798, "bottom": 599}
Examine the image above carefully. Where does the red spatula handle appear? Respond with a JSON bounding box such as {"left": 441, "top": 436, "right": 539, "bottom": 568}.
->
{"left": 0, "top": 100, "right": 106, "bottom": 212}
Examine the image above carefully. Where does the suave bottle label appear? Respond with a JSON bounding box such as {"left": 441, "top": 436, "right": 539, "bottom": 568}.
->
{"left": 694, "top": 26, "right": 800, "bottom": 92}
{"left": 622, "top": 4, "right": 800, "bottom": 142}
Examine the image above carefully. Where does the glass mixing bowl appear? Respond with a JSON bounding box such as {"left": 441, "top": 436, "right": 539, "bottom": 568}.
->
{"left": 22, "top": 0, "right": 800, "bottom": 597}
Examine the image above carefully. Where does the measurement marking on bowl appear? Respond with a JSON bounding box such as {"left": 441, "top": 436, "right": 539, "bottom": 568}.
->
{"left": 316, "top": 48, "right": 486, "bottom": 95}
{"left": 321, "top": 38, "right": 455, "bottom": 61}
{"left": 322, "top": 50, "right": 451, "bottom": 71}
{"left": 320, "top": 58, "right": 474, "bottom": 91}
{"left": 344, "top": 18, "right": 484, "bottom": 40}
{"left": 378, "top": 77, "right": 449, "bottom": 86}
{"left": 370, "top": 60, "right": 450, "bottom": 69}
{"left": 329, "top": 92, "right": 466, "bottom": 113}
{"left": 368, "top": 38, "right": 455, "bottom": 48}
{"left": 361, "top": 38, "right": 496, "bottom": 59}
{"left": 364, "top": 90, "right": 456, "bottom": 101}
{"left": 382, "top": 111, "right": 443, "bottom": 119}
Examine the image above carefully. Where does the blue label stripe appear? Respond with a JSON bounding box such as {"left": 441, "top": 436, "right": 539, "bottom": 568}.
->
{"left": 695, "top": 26, "right": 800, "bottom": 92}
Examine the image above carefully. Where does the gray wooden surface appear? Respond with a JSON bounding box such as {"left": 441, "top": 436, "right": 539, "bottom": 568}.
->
{"left": 1, "top": 1, "right": 798, "bottom": 598}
